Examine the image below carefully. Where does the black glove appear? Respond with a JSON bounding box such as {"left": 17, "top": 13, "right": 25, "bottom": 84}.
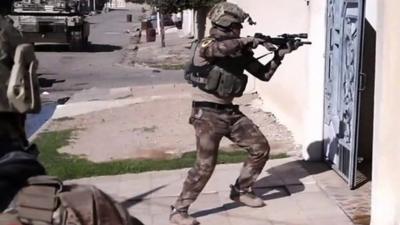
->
{"left": 240, "top": 37, "right": 265, "bottom": 49}
{"left": 277, "top": 40, "right": 302, "bottom": 57}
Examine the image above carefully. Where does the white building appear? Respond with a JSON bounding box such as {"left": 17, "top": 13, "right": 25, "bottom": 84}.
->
{"left": 183, "top": 1, "right": 400, "bottom": 223}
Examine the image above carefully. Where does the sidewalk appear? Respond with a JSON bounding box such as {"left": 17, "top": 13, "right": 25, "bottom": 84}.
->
{"left": 67, "top": 157, "right": 354, "bottom": 225}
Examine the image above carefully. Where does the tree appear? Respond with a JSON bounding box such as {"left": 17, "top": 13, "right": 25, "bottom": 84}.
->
{"left": 147, "top": 0, "right": 224, "bottom": 46}
{"left": 178, "top": 0, "right": 224, "bottom": 9}
{"left": 179, "top": 0, "right": 224, "bottom": 39}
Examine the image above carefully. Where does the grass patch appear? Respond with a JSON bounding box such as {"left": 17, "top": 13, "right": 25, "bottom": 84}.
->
{"left": 35, "top": 129, "right": 288, "bottom": 180}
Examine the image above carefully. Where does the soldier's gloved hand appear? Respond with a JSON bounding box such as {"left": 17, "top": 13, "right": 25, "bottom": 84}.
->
{"left": 240, "top": 37, "right": 265, "bottom": 49}
{"left": 277, "top": 40, "right": 302, "bottom": 57}
{"left": 262, "top": 42, "right": 277, "bottom": 51}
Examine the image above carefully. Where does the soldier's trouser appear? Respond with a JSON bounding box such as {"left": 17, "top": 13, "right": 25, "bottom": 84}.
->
{"left": 174, "top": 105, "right": 270, "bottom": 211}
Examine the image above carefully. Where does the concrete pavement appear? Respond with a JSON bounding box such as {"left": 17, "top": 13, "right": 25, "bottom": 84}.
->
{"left": 68, "top": 157, "right": 354, "bottom": 225}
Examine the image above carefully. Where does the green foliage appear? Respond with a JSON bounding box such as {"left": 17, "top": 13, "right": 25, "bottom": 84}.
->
{"left": 180, "top": 0, "right": 225, "bottom": 9}
{"left": 147, "top": 0, "right": 224, "bottom": 14}
{"left": 126, "top": 0, "right": 146, "bottom": 3}
{"left": 35, "top": 129, "right": 288, "bottom": 180}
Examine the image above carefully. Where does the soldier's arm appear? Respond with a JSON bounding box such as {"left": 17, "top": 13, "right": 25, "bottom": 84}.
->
{"left": 0, "top": 16, "right": 23, "bottom": 69}
{"left": 245, "top": 55, "right": 283, "bottom": 81}
{"left": 199, "top": 38, "right": 249, "bottom": 58}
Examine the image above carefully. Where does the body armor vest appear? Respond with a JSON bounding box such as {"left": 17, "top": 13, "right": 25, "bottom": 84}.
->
{"left": 184, "top": 41, "right": 248, "bottom": 98}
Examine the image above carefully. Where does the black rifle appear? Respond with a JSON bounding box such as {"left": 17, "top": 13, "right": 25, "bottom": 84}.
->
{"left": 254, "top": 33, "right": 312, "bottom": 48}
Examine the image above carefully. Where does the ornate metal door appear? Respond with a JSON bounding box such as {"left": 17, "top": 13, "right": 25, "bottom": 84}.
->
{"left": 324, "top": 0, "right": 365, "bottom": 189}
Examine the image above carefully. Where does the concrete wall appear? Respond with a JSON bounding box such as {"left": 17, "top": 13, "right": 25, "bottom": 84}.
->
{"left": 228, "top": 0, "right": 326, "bottom": 159}
{"left": 109, "top": 0, "right": 126, "bottom": 8}
{"left": 182, "top": 9, "right": 195, "bottom": 38}
{"left": 371, "top": 0, "right": 400, "bottom": 224}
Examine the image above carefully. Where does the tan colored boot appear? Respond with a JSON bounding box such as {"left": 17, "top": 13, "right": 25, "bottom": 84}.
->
{"left": 229, "top": 185, "right": 265, "bottom": 208}
{"left": 169, "top": 206, "right": 200, "bottom": 225}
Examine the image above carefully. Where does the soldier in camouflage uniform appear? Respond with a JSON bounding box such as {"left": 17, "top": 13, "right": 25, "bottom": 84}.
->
{"left": 0, "top": 5, "right": 138, "bottom": 225}
{"left": 170, "top": 2, "right": 301, "bottom": 225}
{"left": 0, "top": 3, "right": 45, "bottom": 212}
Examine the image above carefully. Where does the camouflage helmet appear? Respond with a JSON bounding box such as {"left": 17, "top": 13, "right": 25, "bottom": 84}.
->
{"left": 208, "top": 2, "right": 249, "bottom": 28}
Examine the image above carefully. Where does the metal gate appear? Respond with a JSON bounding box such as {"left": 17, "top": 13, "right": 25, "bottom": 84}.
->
{"left": 324, "top": 0, "right": 365, "bottom": 189}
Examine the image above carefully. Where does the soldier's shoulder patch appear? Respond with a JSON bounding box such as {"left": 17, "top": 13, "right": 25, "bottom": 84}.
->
{"left": 201, "top": 38, "right": 215, "bottom": 48}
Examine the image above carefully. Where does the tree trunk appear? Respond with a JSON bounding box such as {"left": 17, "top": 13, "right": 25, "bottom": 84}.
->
{"left": 159, "top": 13, "right": 166, "bottom": 48}
{"left": 196, "top": 6, "right": 210, "bottom": 40}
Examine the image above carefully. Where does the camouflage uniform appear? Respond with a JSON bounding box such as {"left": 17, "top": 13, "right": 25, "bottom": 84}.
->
{"left": 0, "top": 15, "right": 137, "bottom": 225}
{"left": 173, "top": 26, "right": 284, "bottom": 211}
{"left": 0, "top": 15, "right": 45, "bottom": 212}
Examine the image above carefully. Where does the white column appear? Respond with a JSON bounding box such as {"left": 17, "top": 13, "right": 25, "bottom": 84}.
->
{"left": 302, "top": 0, "right": 327, "bottom": 160}
{"left": 371, "top": 0, "right": 400, "bottom": 224}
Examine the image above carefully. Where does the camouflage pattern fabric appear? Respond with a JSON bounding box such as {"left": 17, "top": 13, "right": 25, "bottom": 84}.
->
{"left": 0, "top": 15, "right": 23, "bottom": 70}
{"left": 0, "top": 15, "right": 45, "bottom": 212}
{"left": 174, "top": 19, "right": 287, "bottom": 213}
{"left": 207, "top": 2, "right": 249, "bottom": 28}
{"left": 1, "top": 176, "right": 137, "bottom": 225}
{"left": 174, "top": 106, "right": 270, "bottom": 210}
{"left": 198, "top": 27, "right": 282, "bottom": 82}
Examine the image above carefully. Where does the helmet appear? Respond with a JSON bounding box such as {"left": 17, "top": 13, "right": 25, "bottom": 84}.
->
{"left": 208, "top": 2, "right": 249, "bottom": 28}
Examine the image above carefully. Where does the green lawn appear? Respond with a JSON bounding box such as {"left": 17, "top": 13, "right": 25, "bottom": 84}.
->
{"left": 35, "top": 129, "right": 288, "bottom": 180}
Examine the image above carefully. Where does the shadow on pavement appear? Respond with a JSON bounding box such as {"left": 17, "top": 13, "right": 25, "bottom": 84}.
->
{"left": 34, "top": 43, "right": 122, "bottom": 53}
{"left": 191, "top": 160, "right": 330, "bottom": 218}
{"left": 26, "top": 102, "right": 57, "bottom": 138}
{"left": 121, "top": 185, "right": 167, "bottom": 208}
{"left": 38, "top": 77, "right": 66, "bottom": 88}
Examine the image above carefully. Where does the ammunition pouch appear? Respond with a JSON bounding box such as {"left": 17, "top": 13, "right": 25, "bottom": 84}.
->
{"left": 203, "top": 66, "right": 248, "bottom": 98}
{"left": 184, "top": 41, "right": 248, "bottom": 98}
{"left": 4, "top": 175, "right": 135, "bottom": 225}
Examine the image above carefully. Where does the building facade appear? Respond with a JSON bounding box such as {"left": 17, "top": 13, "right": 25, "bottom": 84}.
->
{"left": 224, "top": 0, "right": 397, "bottom": 224}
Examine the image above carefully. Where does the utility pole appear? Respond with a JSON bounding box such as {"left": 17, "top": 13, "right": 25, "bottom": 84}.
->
{"left": 159, "top": 12, "right": 166, "bottom": 47}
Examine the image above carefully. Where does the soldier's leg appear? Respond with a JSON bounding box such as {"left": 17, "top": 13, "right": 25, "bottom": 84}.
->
{"left": 173, "top": 112, "right": 223, "bottom": 211}
{"left": 228, "top": 114, "right": 270, "bottom": 190}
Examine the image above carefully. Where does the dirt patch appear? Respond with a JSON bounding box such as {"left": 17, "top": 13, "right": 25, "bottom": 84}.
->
{"left": 46, "top": 84, "right": 297, "bottom": 162}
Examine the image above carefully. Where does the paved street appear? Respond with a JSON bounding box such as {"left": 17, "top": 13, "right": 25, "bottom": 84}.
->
{"left": 27, "top": 7, "right": 185, "bottom": 137}
{"left": 35, "top": 8, "right": 184, "bottom": 103}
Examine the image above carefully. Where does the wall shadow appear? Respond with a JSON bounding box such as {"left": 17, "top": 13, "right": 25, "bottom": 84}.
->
{"left": 357, "top": 18, "right": 376, "bottom": 183}
{"left": 34, "top": 43, "right": 122, "bottom": 53}
{"left": 120, "top": 185, "right": 167, "bottom": 208}
{"left": 191, "top": 160, "right": 330, "bottom": 218}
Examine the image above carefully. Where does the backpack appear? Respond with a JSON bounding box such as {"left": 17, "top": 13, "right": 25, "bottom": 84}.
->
{"left": 0, "top": 147, "right": 46, "bottom": 211}
{"left": 1, "top": 176, "right": 138, "bottom": 225}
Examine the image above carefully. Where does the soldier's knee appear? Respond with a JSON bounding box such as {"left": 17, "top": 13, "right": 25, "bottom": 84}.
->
{"left": 198, "top": 161, "right": 215, "bottom": 176}
{"left": 190, "top": 160, "right": 215, "bottom": 178}
{"left": 252, "top": 139, "right": 270, "bottom": 160}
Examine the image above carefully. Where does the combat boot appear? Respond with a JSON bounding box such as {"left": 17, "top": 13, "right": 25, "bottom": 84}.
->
{"left": 169, "top": 206, "right": 200, "bottom": 225}
{"left": 229, "top": 184, "right": 265, "bottom": 208}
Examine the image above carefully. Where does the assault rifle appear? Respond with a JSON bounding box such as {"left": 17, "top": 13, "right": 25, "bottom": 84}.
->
{"left": 254, "top": 33, "right": 312, "bottom": 49}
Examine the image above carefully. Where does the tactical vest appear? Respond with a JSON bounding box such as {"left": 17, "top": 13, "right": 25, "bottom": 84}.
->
{"left": 0, "top": 176, "right": 136, "bottom": 225}
{"left": 184, "top": 41, "right": 248, "bottom": 98}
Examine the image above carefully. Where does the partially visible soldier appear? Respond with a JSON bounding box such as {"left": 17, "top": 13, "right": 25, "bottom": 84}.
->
{"left": 0, "top": 2, "right": 45, "bottom": 211}
{"left": 0, "top": 4, "right": 138, "bottom": 225}
{"left": 170, "top": 2, "right": 301, "bottom": 225}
